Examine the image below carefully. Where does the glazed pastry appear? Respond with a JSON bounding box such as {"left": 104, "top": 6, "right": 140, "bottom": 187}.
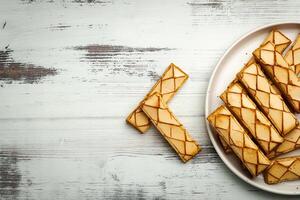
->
{"left": 268, "top": 126, "right": 300, "bottom": 158}
{"left": 141, "top": 93, "right": 201, "bottom": 162}
{"left": 207, "top": 105, "right": 270, "bottom": 176}
{"left": 127, "top": 63, "right": 188, "bottom": 133}
{"left": 237, "top": 62, "right": 298, "bottom": 136}
{"left": 253, "top": 42, "right": 300, "bottom": 113}
{"left": 264, "top": 156, "right": 300, "bottom": 184}
{"left": 285, "top": 33, "right": 300, "bottom": 76}
{"left": 220, "top": 82, "right": 283, "bottom": 154}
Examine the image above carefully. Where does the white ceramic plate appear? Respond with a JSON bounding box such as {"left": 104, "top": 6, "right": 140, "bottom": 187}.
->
{"left": 205, "top": 22, "right": 300, "bottom": 195}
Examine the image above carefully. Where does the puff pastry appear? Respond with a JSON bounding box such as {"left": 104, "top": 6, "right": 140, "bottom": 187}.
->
{"left": 253, "top": 42, "right": 300, "bottom": 113}
{"left": 237, "top": 62, "right": 298, "bottom": 136}
{"left": 141, "top": 93, "right": 201, "bottom": 162}
{"left": 218, "top": 30, "right": 290, "bottom": 152}
{"left": 207, "top": 105, "right": 270, "bottom": 176}
{"left": 220, "top": 82, "right": 283, "bottom": 154}
{"left": 127, "top": 63, "right": 188, "bottom": 133}
{"left": 285, "top": 33, "right": 300, "bottom": 76}
{"left": 261, "top": 29, "right": 291, "bottom": 53}
{"left": 264, "top": 156, "right": 300, "bottom": 184}
{"left": 268, "top": 126, "right": 300, "bottom": 158}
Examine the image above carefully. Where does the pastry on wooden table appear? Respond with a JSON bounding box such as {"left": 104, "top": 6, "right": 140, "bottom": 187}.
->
{"left": 285, "top": 33, "right": 300, "bottom": 76}
{"left": 220, "top": 82, "right": 283, "bottom": 154}
{"left": 127, "top": 63, "right": 188, "bottom": 133}
{"left": 141, "top": 93, "right": 201, "bottom": 162}
{"left": 268, "top": 125, "right": 300, "bottom": 158}
{"left": 237, "top": 62, "right": 298, "bottom": 136}
{"left": 264, "top": 156, "right": 300, "bottom": 184}
{"left": 207, "top": 105, "right": 270, "bottom": 177}
{"left": 253, "top": 42, "right": 300, "bottom": 113}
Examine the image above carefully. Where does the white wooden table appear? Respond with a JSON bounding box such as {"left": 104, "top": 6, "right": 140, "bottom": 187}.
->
{"left": 0, "top": 0, "right": 300, "bottom": 199}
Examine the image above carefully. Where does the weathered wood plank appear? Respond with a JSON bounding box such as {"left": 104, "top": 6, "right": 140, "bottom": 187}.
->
{"left": 1, "top": 0, "right": 300, "bottom": 199}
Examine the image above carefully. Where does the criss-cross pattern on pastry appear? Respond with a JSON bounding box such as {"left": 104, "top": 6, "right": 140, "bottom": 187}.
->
{"left": 127, "top": 63, "right": 188, "bottom": 133}
{"left": 238, "top": 62, "right": 298, "bottom": 136}
{"left": 218, "top": 30, "right": 291, "bottom": 153}
{"left": 265, "top": 157, "right": 300, "bottom": 184}
{"left": 285, "top": 34, "right": 300, "bottom": 77}
{"left": 269, "top": 126, "right": 300, "bottom": 158}
{"left": 221, "top": 82, "right": 283, "bottom": 154}
{"left": 261, "top": 29, "right": 291, "bottom": 53}
{"left": 141, "top": 93, "right": 201, "bottom": 162}
{"left": 253, "top": 42, "right": 300, "bottom": 113}
{"left": 207, "top": 105, "right": 270, "bottom": 176}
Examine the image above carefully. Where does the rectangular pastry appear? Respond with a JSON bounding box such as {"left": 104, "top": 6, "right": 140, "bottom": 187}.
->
{"left": 268, "top": 125, "right": 300, "bottom": 158}
{"left": 207, "top": 105, "right": 270, "bottom": 176}
{"left": 127, "top": 63, "right": 188, "bottom": 133}
{"left": 253, "top": 42, "right": 300, "bottom": 113}
{"left": 218, "top": 30, "right": 291, "bottom": 152}
{"left": 220, "top": 82, "right": 283, "bottom": 154}
{"left": 285, "top": 33, "right": 300, "bottom": 76}
{"left": 244, "top": 30, "right": 291, "bottom": 67}
{"left": 219, "top": 136, "right": 231, "bottom": 153}
{"left": 237, "top": 62, "right": 298, "bottom": 136}
{"left": 141, "top": 92, "right": 201, "bottom": 162}
{"left": 264, "top": 156, "right": 300, "bottom": 184}
{"left": 261, "top": 29, "right": 291, "bottom": 53}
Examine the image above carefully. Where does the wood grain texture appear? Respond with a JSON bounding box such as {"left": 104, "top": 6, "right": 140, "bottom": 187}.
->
{"left": 0, "top": 0, "right": 300, "bottom": 199}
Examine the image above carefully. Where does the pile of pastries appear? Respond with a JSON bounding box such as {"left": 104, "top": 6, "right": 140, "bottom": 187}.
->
{"left": 207, "top": 30, "right": 300, "bottom": 184}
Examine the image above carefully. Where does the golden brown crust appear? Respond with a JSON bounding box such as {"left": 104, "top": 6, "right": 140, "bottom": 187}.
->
{"left": 268, "top": 125, "right": 300, "bottom": 158}
{"left": 253, "top": 42, "right": 300, "bottom": 113}
{"left": 285, "top": 33, "right": 300, "bottom": 76}
{"left": 264, "top": 156, "right": 300, "bottom": 184}
{"left": 207, "top": 105, "right": 270, "bottom": 176}
{"left": 261, "top": 29, "right": 291, "bottom": 53}
{"left": 219, "top": 136, "right": 232, "bottom": 153}
{"left": 126, "top": 63, "right": 189, "bottom": 133}
{"left": 237, "top": 62, "right": 298, "bottom": 136}
{"left": 218, "top": 30, "right": 291, "bottom": 151}
{"left": 141, "top": 93, "right": 201, "bottom": 162}
{"left": 220, "top": 82, "right": 283, "bottom": 154}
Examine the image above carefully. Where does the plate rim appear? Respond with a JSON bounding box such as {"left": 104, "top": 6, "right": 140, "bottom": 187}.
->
{"left": 205, "top": 21, "right": 300, "bottom": 195}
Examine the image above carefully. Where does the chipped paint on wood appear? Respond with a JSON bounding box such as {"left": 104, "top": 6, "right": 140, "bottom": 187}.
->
{"left": 20, "top": 0, "right": 112, "bottom": 4}
{"left": 0, "top": 151, "right": 21, "bottom": 199}
{"left": 2, "top": 21, "right": 6, "bottom": 29}
{"left": 73, "top": 44, "right": 173, "bottom": 79}
{"left": 0, "top": 49, "right": 57, "bottom": 83}
{"left": 1, "top": 0, "right": 300, "bottom": 199}
{"left": 72, "top": 0, "right": 112, "bottom": 4}
{"left": 73, "top": 45, "right": 173, "bottom": 53}
{"left": 187, "top": 1, "right": 224, "bottom": 9}
{"left": 48, "top": 24, "right": 72, "bottom": 31}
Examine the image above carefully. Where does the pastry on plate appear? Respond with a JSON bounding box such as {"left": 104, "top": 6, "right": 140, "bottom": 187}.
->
{"left": 264, "top": 156, "right": 300, "bottom": 184}
{"left": 220, "top": 82, "right": 283, "bottom": 154}
{"left": 207, "top": 105, "right": 270, "bottom": 176}
{"left": 237, "top": 62, "right": 298, "bottom": 136}
{"left": 253, "top": 42, "right": 300, "bottom": 113}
